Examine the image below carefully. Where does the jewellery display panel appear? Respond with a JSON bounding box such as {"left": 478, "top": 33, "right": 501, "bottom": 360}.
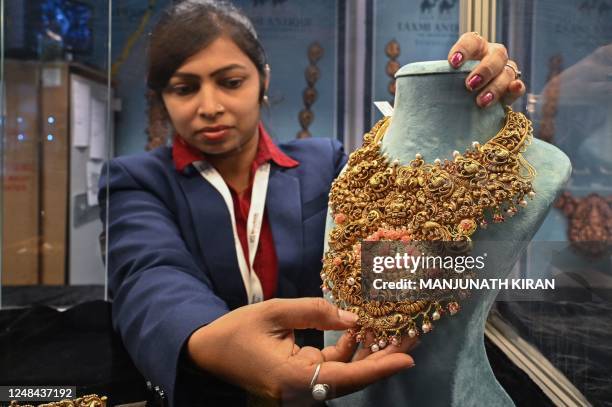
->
{"left": 233, "top": 0, "right": 344, "bottom": 143}
{"left": 369, "top": 0, "right": 459, "bottom": 124}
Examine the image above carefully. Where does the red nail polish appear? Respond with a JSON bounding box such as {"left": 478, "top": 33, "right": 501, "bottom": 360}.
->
{"left": 467, "top": 74, "right": 483, "bottom": 90}
{"left": 450, "top": 52, "right": 463, "bottom": 68}
{"left": 480, "top": 91, "right": 494, "bottom": 106}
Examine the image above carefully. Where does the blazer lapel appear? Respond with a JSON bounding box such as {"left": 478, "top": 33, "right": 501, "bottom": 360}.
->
{"left": 176, "top": 171, "right": 248, "bottom": 308}
{"left": 266, "top": 166, "right": 303, "bottom": 298}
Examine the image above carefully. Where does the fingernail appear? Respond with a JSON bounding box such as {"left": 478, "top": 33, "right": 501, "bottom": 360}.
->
{"left": 511, "top": 81, "right": 523, "bottom": 92}
{"left": 480, "top": 91, "right": 494, "bottom": 106}
{"left": 338, "top": 309, "right": 359, "bottom": 323}
{"left": 467, "top": 74, "right": 483, "bottom": 90}
{"left": 450, "top": 52, "right": 463, "bottom": 68}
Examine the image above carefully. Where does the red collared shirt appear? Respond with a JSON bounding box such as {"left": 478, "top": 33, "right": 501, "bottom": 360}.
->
{"left": 172, "top": 123, "right": 299, "bottom": 300}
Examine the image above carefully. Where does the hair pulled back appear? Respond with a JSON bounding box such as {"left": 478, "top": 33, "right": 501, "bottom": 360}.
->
{"left": 146, "top": 0, "right": 267, "bottom": 149}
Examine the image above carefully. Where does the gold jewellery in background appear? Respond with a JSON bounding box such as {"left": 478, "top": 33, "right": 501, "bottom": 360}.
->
{"left": 9, "top": 394, "right": 107, "bottom": 407}
{"left": 322, "top": 107, "right": 537, "bottom": 351}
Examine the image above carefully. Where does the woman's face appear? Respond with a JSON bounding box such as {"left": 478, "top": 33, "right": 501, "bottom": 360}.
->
{"left": 162, "top": 35, "right": 265, "bottom": 156}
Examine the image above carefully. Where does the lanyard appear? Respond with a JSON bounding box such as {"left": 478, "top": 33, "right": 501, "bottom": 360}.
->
{"left": 194, "top": 161, "right": 269, "bottom": 304}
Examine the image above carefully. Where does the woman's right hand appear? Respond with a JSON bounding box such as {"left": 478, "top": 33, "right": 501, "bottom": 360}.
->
{"left": 187, "top": 297, "right": 417, "bottom": 404}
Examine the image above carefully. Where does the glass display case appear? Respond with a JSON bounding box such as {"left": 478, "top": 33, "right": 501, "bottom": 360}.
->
{"left": 493, "top": 0, "right": 612, "bottom": 405}
{"left": 1, "top": 0, "right": 112, "bottom": 307}
{"left": 0, "top": 2, "right": 149, "bottom": 406}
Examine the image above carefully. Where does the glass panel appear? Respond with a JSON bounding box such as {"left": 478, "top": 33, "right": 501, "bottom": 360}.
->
{"left": 1, "top": 0, "right": 112, "bottom": 308}
{"left": 496, "top": 1, "right": 612, "bottom": 405}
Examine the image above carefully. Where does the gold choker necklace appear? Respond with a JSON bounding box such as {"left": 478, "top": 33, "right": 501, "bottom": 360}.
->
{"left": 322, "top": 107, "right": 536, "bottom": 351}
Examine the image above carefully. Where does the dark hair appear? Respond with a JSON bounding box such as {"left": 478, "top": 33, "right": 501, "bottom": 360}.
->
{"left": 145, "top": 0, "right": 267, "bottom": 149}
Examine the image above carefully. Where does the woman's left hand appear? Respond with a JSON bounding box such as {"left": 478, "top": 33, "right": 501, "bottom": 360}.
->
{"left": 447, "top": 32, "right": 526, "bottom": 108}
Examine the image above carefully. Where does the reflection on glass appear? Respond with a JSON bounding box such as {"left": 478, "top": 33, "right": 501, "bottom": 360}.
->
{"left": 1, "top": 0, "right": 111, "bottom": 308}
{"left": 497, "top": 1, "right": 612, "bottom": 405}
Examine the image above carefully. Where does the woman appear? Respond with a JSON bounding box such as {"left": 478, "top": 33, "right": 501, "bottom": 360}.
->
{"left": 99, "top": 1, "right": 525, "bottom": 406}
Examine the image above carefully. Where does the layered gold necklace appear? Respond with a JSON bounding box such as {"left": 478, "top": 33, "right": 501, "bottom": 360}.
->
{"left": 322, "top": 107, "right": 536, "bottom": 351}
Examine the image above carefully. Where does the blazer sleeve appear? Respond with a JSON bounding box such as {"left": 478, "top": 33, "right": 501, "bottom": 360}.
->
{"left": 332, "top": 138, "right": 348, "bottom": 177}
{"left": 99, "top": 159, "right": 229, "bottom": 407}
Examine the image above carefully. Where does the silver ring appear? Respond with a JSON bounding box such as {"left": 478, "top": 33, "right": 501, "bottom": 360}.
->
{"left": 309, "top": 363, "right": 322, "bottom": 389}
{"left": 505, "top": 63, "right": 522, "bottom": 80}
{"left": 312, "top": 384, "right": 330, "bottom": 401}
{"left": 310, "top": 363, "right": 330, "bottom": 401}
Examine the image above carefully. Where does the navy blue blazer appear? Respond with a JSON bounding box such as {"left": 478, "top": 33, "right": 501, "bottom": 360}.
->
{"left": 99, "top": 137, "right": 346, "bottom": 406}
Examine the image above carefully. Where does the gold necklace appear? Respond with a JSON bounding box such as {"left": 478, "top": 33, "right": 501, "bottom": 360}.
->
{"left": 322, "top": 106, "right": 536, "bottom": 351}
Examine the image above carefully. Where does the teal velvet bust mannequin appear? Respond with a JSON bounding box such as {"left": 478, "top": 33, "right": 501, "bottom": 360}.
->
{"left": 324, "top": 61, "right": 572, "bottom": 406}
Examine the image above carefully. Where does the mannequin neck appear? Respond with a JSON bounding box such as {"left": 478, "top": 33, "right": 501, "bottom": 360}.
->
{"left": 382, "top": 61, "right": 506, "bottom": 162}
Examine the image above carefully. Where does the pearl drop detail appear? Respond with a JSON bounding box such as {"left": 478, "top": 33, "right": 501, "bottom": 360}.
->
{"left": 408, "top": 328, "right": 417, "bottom": 338}
{"left": 432, "top": 311, "right": 440, "bottom": 321}
{"left": 371, "top": 344, "right": 380, "bottom": 352}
